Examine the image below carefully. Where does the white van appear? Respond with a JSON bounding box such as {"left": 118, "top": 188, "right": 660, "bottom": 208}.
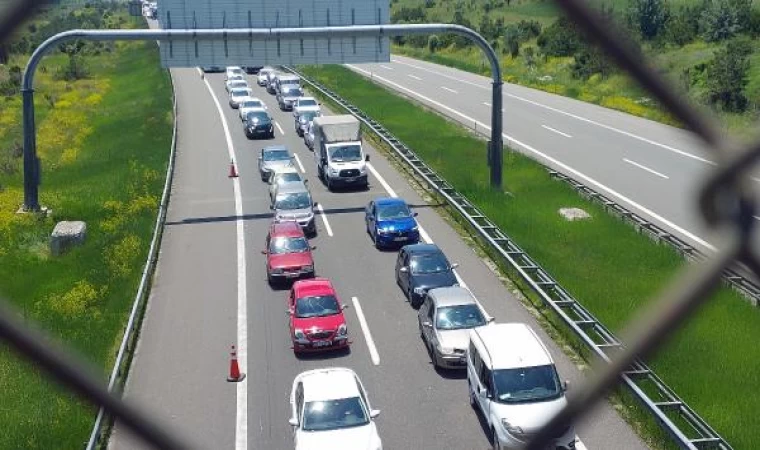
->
{"left": 467, "top": 323, "right": 576, "bottom": 450}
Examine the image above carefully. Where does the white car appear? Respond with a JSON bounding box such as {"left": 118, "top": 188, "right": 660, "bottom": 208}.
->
{"left": 294, "top": 97, "right": 320, "bottom": 114}
{"left": 225, "top": 76, "right": 247, "bottom": 93}
{"left": 289, "top": 368, "right": 382, "bottom": 450}
{"left": 258, "top": 66, "right": 276, "bottom": 86}
{"left": 269, "top": 166, "right": 304, "bottom": 202}
{"left": 229, "top": 87, "right": 253, "bottom": 108}
{"left": 238, "top": 97, "right": 268, "bottom": 120}
{"left": 225, "top": 66, "right": 244, "bottom": 81}
{"left": 304, "top": 121, "right": 316, "bottom": 150}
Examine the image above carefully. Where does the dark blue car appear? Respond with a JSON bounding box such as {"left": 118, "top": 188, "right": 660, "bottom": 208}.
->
{"left": 365, "top": 197, "right": 420, "bottom": 249}
{"left": 395, "top": 244, "right": 459, "bottom": 308}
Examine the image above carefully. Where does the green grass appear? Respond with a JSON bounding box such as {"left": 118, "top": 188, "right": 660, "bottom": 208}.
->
{"left": 299, "top": 63, "right": 760, "bottom": 449}
{"left": 0, "top": 38, "right": 172, "bottom": 449}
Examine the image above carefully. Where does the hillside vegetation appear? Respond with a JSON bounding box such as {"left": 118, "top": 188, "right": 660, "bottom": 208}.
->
{"left": 391, "top": 0, "right": 760, "bottom": 135}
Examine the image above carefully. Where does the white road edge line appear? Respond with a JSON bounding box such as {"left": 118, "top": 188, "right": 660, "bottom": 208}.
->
{"left": 351, "top": 296, "right": 380, "bottom": 365}
{"left": 623, "top": 158, "right": 669, "bottom": 180}
{"left": 380, "top": 64, "right": 394, "bottom": 70}
{"left": 199, "top": 67, "right": 248, "bottom": 450}
{"left": 441, "top": 86, "right": 458, "bottom": 94}
{"left": 275, "top": 120, "right": 285, "bottom": 136}
{"left": 293, "top": 153, "right": 306, "bottom": 173}
{"left": 542, "top": 125, "right": 572, "bottom": 138}
{"left": 347, "top": 64, "right": 716, "bottom": 252}
{"left": 408, "top": 74, "right": 422, "bottom": 81}
{"left": 388, "top": 57, "right": 715, "bottom": 166}
{"left": 316, "top": 203, "right": 334, "bottom": 237}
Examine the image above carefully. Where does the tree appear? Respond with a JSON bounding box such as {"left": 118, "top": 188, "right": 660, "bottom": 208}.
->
{"left": 537, "top": 17, "right": 582, "bottom": 57}
{"left": 706, "top": 38, "right": 752, "bottom": 111}
{"left": 661, "top": 5, "right": 701, "bottom": 45}
{"left": 628, "top": 0, "right": 670, "bottom": 40}
{"left": 700, "top": 0, "right": 750, "bottom": 41}
{"left": 572, "top": 44, "right": 612, "bottom": 79}
{"left": 427, "top": 35, "right": 440, "bottom": 53}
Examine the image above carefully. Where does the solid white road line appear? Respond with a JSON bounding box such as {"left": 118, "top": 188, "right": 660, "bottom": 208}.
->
{"left": 380, "top": 64, "right": 394, "bottom": 70}
{"left": 316, "top": 203, "right": 334, "bottom": 237}
{"left": 275, "top": 120, "right": 285, "bottom": 135}
{"left": 351, "top": 296, "right": 380, "bottom": 365}
{"left": 347, "top": 64, "right": 716, "bottom": 252}
{"left": 293, "top": 153, "right": 306, "bottom": 173}
{"left": 199, "top": 67, "right": 248, "bottom": 450}
{"left": 441, "top": 86, "right": 458, "bottom": 94}
{"left": 483, "top": 101, "right": 491, "bottom": 106}
{"left": 542, "top": 125, "right": 572, "bottom": 138}
{"left": 408, "top": 74, "right": 422, "bottom": 81}
{"left": 623, "top": 158, "right": 669, "bottom": 180}
{"left": 389, "top": 57, "right": 715, "bottom": 165}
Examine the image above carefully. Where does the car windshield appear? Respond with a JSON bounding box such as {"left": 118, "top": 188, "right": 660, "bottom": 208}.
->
{"left": 229, "top": 75, "right": 244, "bottom": 82}
{"left": 329, "top": 144, "right": 362, "bottom": 162}
{"left": 269, "top": 236, "right": 309, "bottom": 255}
{"left": 276, "top": 192, "right": 311, "bottom": 210}
{"left": 295, "top": 295, "right": 340, "bottom": 319}
{"left": 242, "top": 100, "right": 263, "bottom": 109}
{"left": 232, "top": 89, "right": 250, "bottom": 98}
{"left": 492, "top": 365, "right": 563, "bottom": 404}
{"left": 275, "top": 172, "right": 302, "bottom": 185}
{"left": 302, "top": 397, "right": 369, "bottom": 432}
{"left": 263, "top": 150, "right": 291, "bottom": 161}
{"left": 282, "top": 79, "right": 300, "bottom": 86}
{"left": 284, "top": 90, "right": 303, "bottom": 98}
{"left": 299, "top": 99, "right": 318, "bottom": 107}
{"left": 230, "top": 81, "right": 247, "bottom": 88}
{"left": 377, "top": 202, "right": 412, "bottom": 220}
{"left": 246, "top": 111, "right": 269, "bottom": 122}
{"left": 435, "top": 304, "right": 486, "bottom": 330}
{"left": 299, "top": 111, "right": 320, "bottom": 123}
{"left": 410, "top": 253, "right": 449, "bottom": 274}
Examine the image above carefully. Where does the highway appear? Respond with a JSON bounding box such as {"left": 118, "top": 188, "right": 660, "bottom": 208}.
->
{"left": 106, "top": 58, "right": 649, "bottom": 448}
{"left": 350, "top": 55, "right": 749, "bottom": 254}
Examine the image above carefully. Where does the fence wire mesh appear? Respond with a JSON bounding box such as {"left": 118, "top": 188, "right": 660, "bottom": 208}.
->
{"left": 0, "top": 0, "right": 756, "bottom": 449}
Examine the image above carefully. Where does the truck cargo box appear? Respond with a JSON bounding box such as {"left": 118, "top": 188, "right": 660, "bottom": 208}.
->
{"left": 313, "top": 115, "right": 361, "bottom": 143}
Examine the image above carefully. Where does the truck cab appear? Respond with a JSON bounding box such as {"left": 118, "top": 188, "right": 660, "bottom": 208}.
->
{"left": 311, "top": 115, "right": 369, "bottom": 191}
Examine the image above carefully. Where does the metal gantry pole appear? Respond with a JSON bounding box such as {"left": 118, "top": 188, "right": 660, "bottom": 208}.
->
{"left": 20, "top": 24, "right": 502, "bottom": 211}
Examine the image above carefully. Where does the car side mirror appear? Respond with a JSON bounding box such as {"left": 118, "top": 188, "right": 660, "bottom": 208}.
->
{"left": 365, "top": 154, "right": 370, "bottom": 162}
{"left": 422, "top": 321, "right": 432, "bottom": 328}
{"left": 304, "top": 179, "right": 309, "bottom": 184}
{"left": 313, "top": 201, "right": 319, "bottom": 208}
{"left": 342, "top": 304, "right": 349, "bottom": 310}
{"left": 288, "top": 417, "right": 298, "bottom": 427}
{"left": 369, "top": 409, "right": 381, "bottom": 419}
{"left": 562, "top": 380, "right": 570, "bottom": 391}
{"left": 311, "top": 245, "right": 317, "bottom": 250}
{"left": 261, "top": 250, "right": 267, "bottom": 255}
{"left": 451, "top": 263, "right": 460, "bottom": 269}
{"left": 286, "top": 308, "right": 291, "bottom": 315}
{"left": 269, "top": 204, "right": 274, "bottom": 210}
{"left": 487, "top": 316, "right": 495, "bottom": 324}
{"left": 413, "top": 212, "right": 418, "bottom": 217}
{"left": 399, "top": 266, "right": 409, "bottom": 273}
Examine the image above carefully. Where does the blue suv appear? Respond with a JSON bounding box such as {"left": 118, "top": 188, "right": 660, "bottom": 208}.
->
{"left": 365, "top": 197, "right": 420, "bottom": 249}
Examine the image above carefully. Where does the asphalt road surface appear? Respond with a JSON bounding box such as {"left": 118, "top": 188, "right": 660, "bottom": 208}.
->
{"left": 107, "top": 58, "right": 649, "bottom": 449}
{"left": 350, "top": 55, "right": 760, "bottom": 255}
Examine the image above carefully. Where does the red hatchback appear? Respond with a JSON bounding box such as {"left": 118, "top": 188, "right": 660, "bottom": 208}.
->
{"left": 288, "top": 278, "right": 350, "bottom": 353}
{"left": 264, "top": 221, "right": 315, "bottom": 285}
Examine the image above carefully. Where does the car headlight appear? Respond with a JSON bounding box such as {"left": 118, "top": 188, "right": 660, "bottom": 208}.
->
{"left": 411, "top": 225, "right": 419, "bottom": 232}
{"left": 303, "top": 264, "right": 314, "bottom": 272}
{"left": 271, "top": 267, "right": 284, "bottom": 274}
{"left": 437, "top": 345, "right": 454, "bottom": 355}
{"left": 377, "top": 228, "right": 391, "bottom": 235}
{"left": 502, "top": 419, "right": 525, "bottom": 437}
{"left": 337, "top": 324, "right": 347, "bottom": 336}
{"left": 293, "top": 329, "right": 309, "bottom": 343}
{"left": 413, "top": 287, "right": 426, "bottom": 295}
{"left": 328, "top": 167, "right": 339, "bottom": 175}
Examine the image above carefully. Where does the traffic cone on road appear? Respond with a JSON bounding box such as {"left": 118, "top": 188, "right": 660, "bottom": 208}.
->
{"left": 227, "top": 345, "right": 245, "bottom": 382}
{"left": 228, "top": 159, "right": 238, "bottom": 178}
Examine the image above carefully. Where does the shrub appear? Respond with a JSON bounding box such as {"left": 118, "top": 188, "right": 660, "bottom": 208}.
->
{"left": 700, "top": 0, "right": 751, "bottom": 42}
{"left": 628, "top": 0, "right": 671, "bottom": 40}
{"left": 706, "top": 37, "right": 752, "bottom": 111}
{"left": 537, "top": 17, "right": 582, "bottom": 57}
{"left": 427, "top": 35, "right": 440, "bottom": 53}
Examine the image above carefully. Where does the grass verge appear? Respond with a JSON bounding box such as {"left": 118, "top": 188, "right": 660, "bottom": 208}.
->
{"left": 0, "top": 41, "right": 172, "bottom": 448}
{"left": 298, "top": 63, "right": 760, "bottom": 449}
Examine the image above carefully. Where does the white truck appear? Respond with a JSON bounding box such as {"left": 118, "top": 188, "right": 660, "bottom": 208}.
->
{"left": 312, "top": 115, "right": 369, "bottom": 190}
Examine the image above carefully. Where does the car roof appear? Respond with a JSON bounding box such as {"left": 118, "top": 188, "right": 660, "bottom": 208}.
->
{"left": 471, "top": 323, "right": 553, "bottom": 370}
{"left": 263, "top": 145, "right": 288, "bottom": 153}
{"left": 429, "top": 286, "right": 477, "bottom": 307}
{"left": 244, "top": 107, "right": 268, "bottom": 114}
{"left": 298, "top": 97, "right": 317, "bottom": 102}
{"left": 276, "top": 182, "right": 308, "bottom": 195}
{"left": 297, "top": 367, "right": 361, "bottom": 402}
{"left": 270, "top": 221, "right": 304, "bottom": 238}
{"left": 231, "top": 87, "right": 251, "bottom": 94}
{"left": 293, "top": 277, "right": 335, "bottom": 298}
{"left": 403, "top": 243, "right": 442, "bottom": 255}
{"left": 278, "top": 74, "right": 300, "bottom": 81}
{"left": 375, "top": 197, "right": 407, "bottom": 207}
{"left": 226, "top": 66, "right": 242, "bottom": 71}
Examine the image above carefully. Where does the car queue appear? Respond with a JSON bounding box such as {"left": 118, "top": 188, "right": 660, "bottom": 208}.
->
{"left": 209, "top": 65, "right": 578, "bottom": 450}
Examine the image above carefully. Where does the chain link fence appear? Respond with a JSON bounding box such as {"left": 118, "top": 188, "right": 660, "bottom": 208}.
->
{"left": 1, "top": 0, "right": 756, "bottom": 449}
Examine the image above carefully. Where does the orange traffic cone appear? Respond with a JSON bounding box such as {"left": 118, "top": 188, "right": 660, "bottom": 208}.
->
{"left": 227, "top": 345, "right": 245, "bottom": 382}
{"left": 228, "top": 159, "right": 238, "bottom": 178}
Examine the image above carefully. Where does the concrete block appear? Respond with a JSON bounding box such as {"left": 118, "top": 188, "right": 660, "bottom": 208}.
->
{"left": 559, "top": 207, "right": 591, "bottom": 222}
{"left": 50, "top": 221, "right": 87, "bottom": 256}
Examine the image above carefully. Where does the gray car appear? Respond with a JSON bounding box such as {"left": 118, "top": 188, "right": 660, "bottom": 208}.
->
{"left": 271, "top": 182, "right": 317, "bottom": 236}
{"left": 418, "top": 286, "right": 492, "bottom": 369}
{"left": 258, "top": 146, "right": 294, "bottom": 182}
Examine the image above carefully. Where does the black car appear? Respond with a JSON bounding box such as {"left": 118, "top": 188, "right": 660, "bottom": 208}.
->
{"left": 201, "top": 66, "right": 224, "bottom": 73}
{"left": 244, "top": 110, "right": 274, "bottom": 139}
{"left": 395, "top": 244, "right": 459, "bottom": 308}
{"left": 243, "top": 66, "right": 263, "bottom": 74}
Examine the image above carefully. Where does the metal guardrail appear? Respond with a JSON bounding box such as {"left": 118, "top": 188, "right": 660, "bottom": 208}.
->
{"left": 548, "top": 171, "right": 760, "bottom": 306}
{"left": 84, "top": 67, "right": 179, "bottom": 450}
{"left": 289, "top": 67, "right": 731, "bottom": 450}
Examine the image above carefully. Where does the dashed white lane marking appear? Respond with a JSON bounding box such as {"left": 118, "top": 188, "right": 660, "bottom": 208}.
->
{"left": 623, "top": 158, "right": 669, "bottom": 180}
{"left": 408, "top": 74, "right": 422, "bottom": 81}
{"left": 347, "top": 64, "right": 716, "bottom": 252}
{"left": 380, "top": 64, "right": 394, "bottom": 70}
{"left": 275, "top": 121, "right": 285, "bottom": 135}
{"left": 316, "top": 203, "right": 334, "bottom": 237}
{"left": 441, "top": 86, "right": 458, "bottom": 94}
{"left": 388, "top": 57, "right": 715, "bottom": 166}
{"left": 293, "top": 153, "right": 306, "bottom": 173}
{"left": 198, "top": 67, "right": 248, "bottom": 450}
{"left": 351, "top": 296, "right": 380, "bottom": 365}
{"left": 542, "top": 125, "right": 572, "bottom": 138}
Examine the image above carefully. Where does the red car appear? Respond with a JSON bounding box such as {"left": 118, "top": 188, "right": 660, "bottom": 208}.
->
{"left": 287, "top": 278, "right": 350, "bottom": 353}
{"left": 263, "top": 221, "right": 315, "bottom": 285}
